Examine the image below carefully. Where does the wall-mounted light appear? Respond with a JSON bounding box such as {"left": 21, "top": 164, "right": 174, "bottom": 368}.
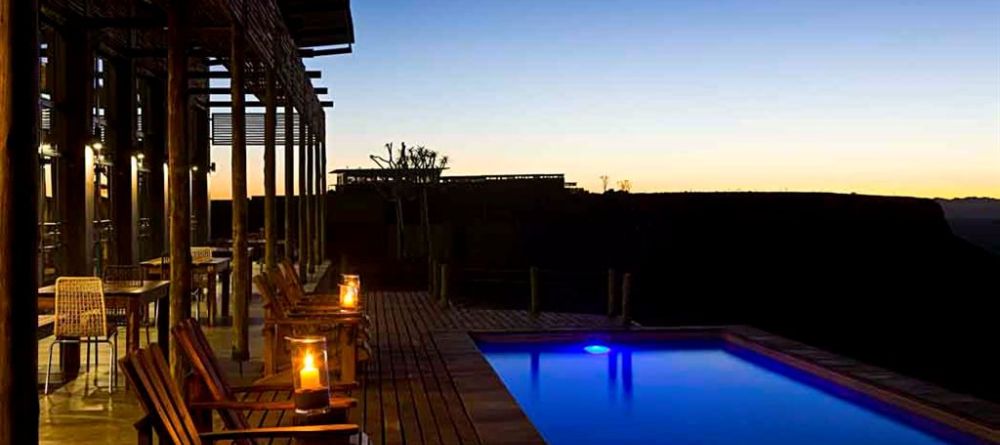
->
{"left": 192, "top": 165, "right": 199, "bottom": 172}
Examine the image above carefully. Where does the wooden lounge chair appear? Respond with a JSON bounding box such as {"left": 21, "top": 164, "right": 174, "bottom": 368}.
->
{"left": 277, "top": 259, "right": 350, "bottom": 306}
{"left": 119, "top": 345, "right": 358, "bottom": 445}
{"left": 171, "top": 318, "right": 357, "bottom": 430}
{"left": 255, "top": 275, "right": 366, "bottom": 379}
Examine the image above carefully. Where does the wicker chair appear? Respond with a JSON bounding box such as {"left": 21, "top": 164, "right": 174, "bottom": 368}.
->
{"left": 103, "top": 265, "right": 150, "bottom": 345}
{"left": 45, "top": 277, "right": 119, "bottom": 394}
{"left": 191, "top": 247, "right": 213, "bottom": 321}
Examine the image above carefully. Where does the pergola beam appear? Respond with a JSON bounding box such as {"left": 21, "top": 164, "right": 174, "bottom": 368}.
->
{"left": 187, "top": 70, "right": 321, "bottom": 79}
{"left": 208, "top": 100, "right": 332, "bottom": 108}
{"left": 299, "top": 46, "right": 352, "bottom": 57}
{"left": 189, "top": 86, "right": 327, "bottom": 95}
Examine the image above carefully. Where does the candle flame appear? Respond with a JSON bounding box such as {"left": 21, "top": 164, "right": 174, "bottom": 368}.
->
{"left": 303, "top": 352, "right": 315, "bottom": 370}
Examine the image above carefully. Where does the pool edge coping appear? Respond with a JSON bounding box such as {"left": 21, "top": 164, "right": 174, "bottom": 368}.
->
{"left": 433, "top": 325, "right": 999, "bottom": 444}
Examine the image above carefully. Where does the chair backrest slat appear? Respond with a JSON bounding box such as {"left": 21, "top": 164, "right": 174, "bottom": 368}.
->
{"left": 255, "top": 274, "right": 291, "bottom": 317}
{"left": 268, "top": 267, "right": 303, "bottom": 306}
{"left": 54, "top": 277, "right": 107, "bottom": 338}
{"left": 173, "top": 319, "right": 251, "bottom": 433}
{"left": 191, "top": 247, "right": 213, "bottom": 263}
{"left": 120, "top": 346, "right": 202, "bottom": 445}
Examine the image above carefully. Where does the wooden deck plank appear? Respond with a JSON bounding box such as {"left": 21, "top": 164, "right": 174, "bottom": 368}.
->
{"left": 360, "top": 290, "right": 620, "bottom": 445}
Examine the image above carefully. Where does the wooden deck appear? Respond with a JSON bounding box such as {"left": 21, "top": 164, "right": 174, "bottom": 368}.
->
{"left": 355, "top": 291, "right": 622, "bottom": 445}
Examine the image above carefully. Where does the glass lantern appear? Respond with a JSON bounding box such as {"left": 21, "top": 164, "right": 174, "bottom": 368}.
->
{"left": 342, "top": 274, "right": 361, "bottom": 294}
{"left": 339, "top": 283, "right": 359, "bottom": 310}
{"left": 286, "top": 336, "right": 331, "bottom": 415}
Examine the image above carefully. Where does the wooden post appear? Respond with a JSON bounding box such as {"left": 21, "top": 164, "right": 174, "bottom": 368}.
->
{"left": 52, "top": 25, "right": 91, "bottom": 278}
{"left": 143, "top": 79, "right": 166, "bottom": 259}
{"left": 607, "top": 268, "right": 617, "bottom": 317}
{"left": 319, "top": 139, "right": 327, "bottom": 264}
{"left": 166, "top": 1, "right": 192, "bottom": 382}
{"left": 0, "top": 0, "right": 40, "bottom": 440}
{"left": 297, "top": 119, "right": 306, "bottom": 282}
{"left": 429, "top": 259, "right": 438, "bottom": 298}
{"left": 283, "top": 103, "right": 294, "bottom": 262}
{"left": 439, "top": 263, "right": 449, "bottom": 307}
{"left": 621, "top": 272, "right": 632, "bottom": 327}
{"left": 529, "top": 266, "right": 540, "bottom": 317}
{"left": 263, "top": 68, "right": 277, "bottom": 272}
{"left": 189, "top": 107, "right": 210, "bottom": 245}
{"left": 313, "top": 136, "right": 322, "bottom": 263}
{"left": 230, "top": 23, "right": 250, "bottom": 362}
{"left": 305, "top": 128, "right": 314, "bottom": 275}
{"left": 108, "top": 57, "right": 135, "bottom": 264}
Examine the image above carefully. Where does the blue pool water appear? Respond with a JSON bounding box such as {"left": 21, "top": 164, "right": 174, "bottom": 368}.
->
{"left": 478, "top": 340, "right": 980, "bottom": 445}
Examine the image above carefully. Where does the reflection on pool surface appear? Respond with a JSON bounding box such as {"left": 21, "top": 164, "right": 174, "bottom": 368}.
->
{"left": 478, "top": 340, "right": 980, "bottom": 445}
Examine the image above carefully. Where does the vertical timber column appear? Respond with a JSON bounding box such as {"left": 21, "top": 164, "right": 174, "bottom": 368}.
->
{"left": 167, "top": 1, "right": 192, "bottom": 381}
{"left": 230, "top": 23, "right": 250, "bottom": 362}
{"left": 305, "top": 127, "right": 314, "bottom": 275}
{"left": 53, "top": 25, "right": 91, "bottom": 278}
{"left": 263, "top": 69, "right": 277, "bottom": 272}
{"left": 283, "top": 102, "right": 294, "bottom": 262}
{"left": 0, "top": 0, "right": 40, "bottom": 441}
{"left": 190, "top": 106, "right": 209, "bottom": 245}
{"left": 319, "top": 138, "right": 326, "bottom": 263}
{"left": 109, "top": 57, "right": 136, "bottom": 264}
{"left": 144, "top": 79, "right": 166, "bottom": 259}
{"left": 313, "top": 132, "right": 321, "bottom": 263}
{"left": 297, "top": 119, "right": 306, "bottom": 281}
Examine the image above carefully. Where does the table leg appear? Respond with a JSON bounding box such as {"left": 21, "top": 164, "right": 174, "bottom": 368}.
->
{"left": 59, "top": 343, "right": 80, "bottom": 380}
{"left": 156, "top": 292, "right": 169, "bottom": 359}
{"left": 127, "top": 300, "right": 141, "bottom": 353}
{"left": 207, "top": 272, "right": 217, "bottom": 326}
{"left": 220, "top": 269, "right": 231, "bottom": 319}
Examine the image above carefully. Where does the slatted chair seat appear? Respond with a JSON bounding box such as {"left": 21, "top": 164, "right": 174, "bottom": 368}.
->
{"left": 119, "top": 346, "right": 359, "bottom": 445}
{"left": 171, "top": 318, "right": 357, "bottom": 433}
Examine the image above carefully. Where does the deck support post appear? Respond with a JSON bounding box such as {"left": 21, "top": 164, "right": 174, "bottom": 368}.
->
{"left": 263, "top": 68, "right": 277, "bottom": 273}
{"left": 319, "top": 139, "right": 327, "bottom": 263}
{"left": 190, "top": 107, "right": 210, "bottom": 245}
{"left": 166, "top": 0, "right": 193, "bottom": 382}
{"left": 230, "top": 22, "right": 250, "bottom": 362}
{"left": 621, "top": 272, "right": 632, "bottom": 327}
{"left": 529, "top": 266, "right": 541, "bottom": 317}
{"left": 305, "top": 128, "right": 314, "bottom": 275}
{"left": 109, "top": 57, "right": 136, "bottom": 264}
{"left": 143, "top": 79, "right": 166, "bottom": 260}
{"left": 0, "top": 0, "right": 41, "bottom": 440}
{"left": 607, "top": 268, "right": 617, "bottom": 317}
{"left": 439, "top": 263, "right": 449, "bottom": 307}
{"left": 283, "top": 102, "right": 295, "bottom": 262}
{"left": 297, "top": 119, "right": 307, "bottom": 282}
{"left": 313, "top": 134, "right": 322, "bottom": 264}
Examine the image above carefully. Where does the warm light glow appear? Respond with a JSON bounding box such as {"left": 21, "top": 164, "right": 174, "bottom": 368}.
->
{"left": 340, "top": 284, "right": 358, "bottom": 309}
{"left": 91, "top": 142, "right": 103, "bottom": 151}
{"left": 299, "top": 352, "right": 322, "bottom": 389}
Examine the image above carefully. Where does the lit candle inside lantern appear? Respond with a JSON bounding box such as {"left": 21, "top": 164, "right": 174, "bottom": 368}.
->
{"left": 299, "top": 352, "right": 322, "bottom": 389}
{"left": 340, "top": 284, "right": 358, "bottom": 309}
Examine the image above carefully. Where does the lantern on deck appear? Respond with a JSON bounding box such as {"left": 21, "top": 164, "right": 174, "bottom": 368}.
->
{"left": 339, "top": 283, "right": 359, "bottom": 310}
{"left": 342, "top": 274, "right": 361, "bottom": 293}
{"left": 287, "top": 336, "right": 331, "bottom": 415}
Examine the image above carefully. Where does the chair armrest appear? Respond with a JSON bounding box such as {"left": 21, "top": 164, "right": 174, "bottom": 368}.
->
{"left": 199, "top": 424, "right": 359, "bottom": 442}
{"left": 231, "top": 381, "right": 358, "bottom": 393}
{"left": 189, "top": 396, "right": 356, "bottom": 412}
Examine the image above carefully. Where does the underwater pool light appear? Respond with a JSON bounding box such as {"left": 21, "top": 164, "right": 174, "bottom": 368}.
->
{"left": 584, "top": 344, "right": 611, "bottom": 354}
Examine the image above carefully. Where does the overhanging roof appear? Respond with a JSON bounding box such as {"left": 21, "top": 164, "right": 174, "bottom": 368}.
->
{"left": 279, "top": 0, "right": 355, "bottom": 48}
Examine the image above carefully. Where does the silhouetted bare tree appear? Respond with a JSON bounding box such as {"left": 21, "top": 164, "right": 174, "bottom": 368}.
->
{"left": 370, "top": 142, "right": 448, "bottom": 259}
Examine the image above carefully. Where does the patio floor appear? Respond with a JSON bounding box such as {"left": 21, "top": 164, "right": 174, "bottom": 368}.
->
{"left": 37, "top": 272, "right": 622, "bottom": 445}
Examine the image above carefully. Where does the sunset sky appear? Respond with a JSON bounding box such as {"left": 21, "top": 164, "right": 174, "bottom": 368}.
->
{"left": 209, "top": 0, "right": 1000, "bottom": 199}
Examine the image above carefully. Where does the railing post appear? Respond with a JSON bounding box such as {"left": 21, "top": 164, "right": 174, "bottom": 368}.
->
{"left": 607, "top": 268, "right": 617, "bottom": 317}
{"left": 438, "top": 263, "right": 449, "bottom": 307}
{"left": 529, "top": 266, "right": 540, "bottom": 317}
{"left": 621, "top": 272, "right": 632, "bottom": 327}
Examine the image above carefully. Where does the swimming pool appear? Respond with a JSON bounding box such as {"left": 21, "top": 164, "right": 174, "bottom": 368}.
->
{"left": 477, "top": 336, "right": 988, "bottom": 445}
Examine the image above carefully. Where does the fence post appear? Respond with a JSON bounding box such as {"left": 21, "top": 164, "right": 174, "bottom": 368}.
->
{"left": 438, "top": 263, "right": 449, "bottom": 307}
{"left": 607, "top": 268, "right": 617, "bottom": 318}
{"left": 529, "top": 266, "right": 541, "bottom": 317}
{"left": 621, "top": 272, "right": 632, "bottom": 327}
{"left": 429, "top": 259, "right": 438, "bottom": 298}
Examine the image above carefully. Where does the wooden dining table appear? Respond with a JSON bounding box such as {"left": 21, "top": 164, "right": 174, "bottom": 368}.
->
{"left": 38, "top": 280, "right": 170, "bottom": 379}
{"left": 140, "top": 256, "right": 231, "bottom": 326}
